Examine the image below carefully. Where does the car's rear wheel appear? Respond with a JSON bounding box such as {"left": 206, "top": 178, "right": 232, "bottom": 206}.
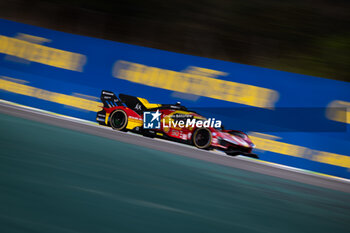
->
{"left": 110, "top": 110, "right": 128, "bottom": 131}
{"left": 192, "top": 128, "right": 212, "bottom": 149}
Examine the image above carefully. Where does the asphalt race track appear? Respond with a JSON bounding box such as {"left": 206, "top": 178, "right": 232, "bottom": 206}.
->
{"left": 1, "top": 102, "right": 350, "bottom": 233}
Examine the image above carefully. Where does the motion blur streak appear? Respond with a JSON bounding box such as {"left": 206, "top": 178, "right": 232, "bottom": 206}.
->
{"left": 113, "top": 60, "right": 280, "bottom": 108}
{"left": 0, "top": 34, "right": 86, "bottom": 71}
{"left": 327, "top": 100, "right": 350, "bottom": 124}
{"left": 0, "top": 78, "right": 100, "bottom": 111}
{"left": 249, "top": 133, "right": 350, "bottom": 168}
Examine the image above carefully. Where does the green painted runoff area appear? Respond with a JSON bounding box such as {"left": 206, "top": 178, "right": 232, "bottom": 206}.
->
{"left": 0, "top": 113, "right": 349, "bottom": 233}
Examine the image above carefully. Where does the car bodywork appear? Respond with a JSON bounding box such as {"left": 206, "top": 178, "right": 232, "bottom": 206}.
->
{"left": 96, "top": 90, "right": 257, "bottom": 158}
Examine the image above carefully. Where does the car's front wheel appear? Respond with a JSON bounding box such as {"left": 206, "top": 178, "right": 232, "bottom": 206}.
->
{"left": 192, "top": 128, "right": 212, "bottom": 149}
{"left": 110, "top": 109, "right": 128, "bottom": 131}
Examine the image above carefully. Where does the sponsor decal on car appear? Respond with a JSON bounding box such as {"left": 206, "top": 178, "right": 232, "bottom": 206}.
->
{"left": 143, "top": 110, "right": 161, "bottom": 129}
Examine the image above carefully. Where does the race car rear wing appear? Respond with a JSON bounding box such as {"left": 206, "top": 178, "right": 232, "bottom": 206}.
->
{"left": 119, "top": 93, "right": 171, "bottom": 114}
{"left": 100, "top": 90, "right": 123, "bottom": 108}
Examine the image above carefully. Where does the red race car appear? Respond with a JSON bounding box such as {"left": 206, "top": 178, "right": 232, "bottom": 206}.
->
{"left": 96, "top": 90, "right": 257, "bottom": 158}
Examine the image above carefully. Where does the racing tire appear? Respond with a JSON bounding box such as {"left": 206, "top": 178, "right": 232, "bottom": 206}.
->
{"left": 110, "top": 109, "right": 128, "bottom": 131}
{"left": 192, "top": 128, "right": 212, "bottom": 149}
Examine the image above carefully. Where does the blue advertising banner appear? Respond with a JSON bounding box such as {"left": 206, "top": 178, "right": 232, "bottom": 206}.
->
{"left": 0, "top": 18, "right": 349, "bottom": 178}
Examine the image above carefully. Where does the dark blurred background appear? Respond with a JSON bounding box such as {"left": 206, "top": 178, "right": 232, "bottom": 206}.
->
{"left": 1, "top": 0, "right": 349, "bottom": 81}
